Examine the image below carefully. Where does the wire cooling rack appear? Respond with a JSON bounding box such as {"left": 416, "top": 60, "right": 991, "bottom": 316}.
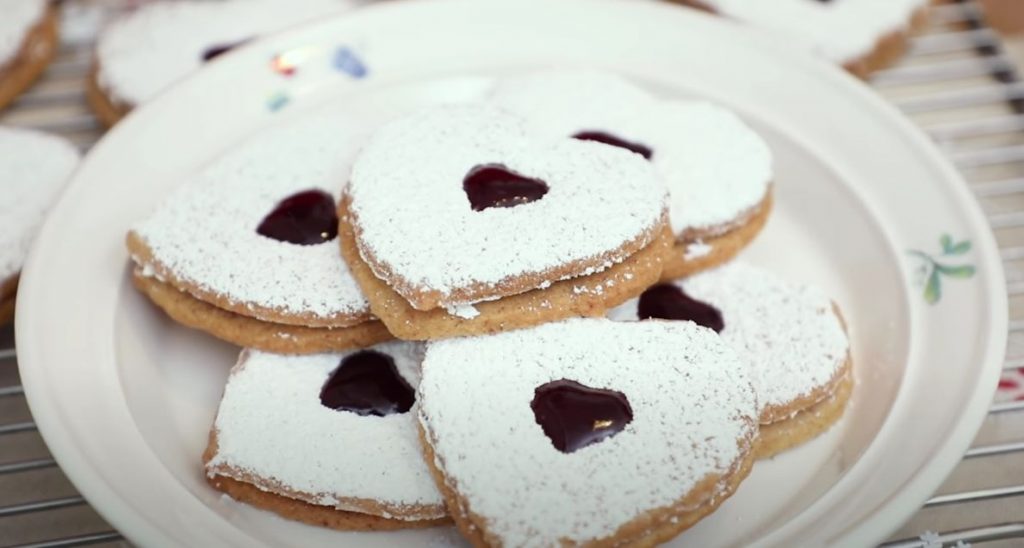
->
{"left": 1, "top": 1, "right": 1022, "bottom": 547}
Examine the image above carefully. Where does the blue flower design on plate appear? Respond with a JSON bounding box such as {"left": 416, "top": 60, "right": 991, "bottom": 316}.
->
{"left": 333, "top": 46, "right": 368, "bottom": 78}
{"left": 266, "top": 91, "right": 290, "bottom": 112}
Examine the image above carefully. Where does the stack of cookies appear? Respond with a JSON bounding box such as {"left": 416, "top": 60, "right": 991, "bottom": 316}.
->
{"left": 129, "top": 70, "right": 853, "bottom": 545}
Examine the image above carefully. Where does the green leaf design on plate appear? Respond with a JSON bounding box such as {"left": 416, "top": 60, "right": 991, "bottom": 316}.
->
{"left": 923, "top": 269, "right": 941, "bottom": 304}
{"left": 936, "top": 264, "right": 976, "bottom": 278}
{"left": 947, "top": 240, "right": 972, "bottom": 255}
{"left": 940, "top": 233, "right": 954, "bottom": 253}
{"left": 909, "top": 234, "right": 975, "bottom": 304}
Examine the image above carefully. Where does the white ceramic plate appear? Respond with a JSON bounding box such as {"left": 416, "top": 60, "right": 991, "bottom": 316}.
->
{"left": 17, "top": 1, "right": 1006, "bottom": 546}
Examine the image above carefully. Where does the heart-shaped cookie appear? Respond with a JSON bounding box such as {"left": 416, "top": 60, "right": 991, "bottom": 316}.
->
{"left": 345, "top": 104, "right": 668, "bottom": 312}
{"left": 205, "top": 341, "right": 448, "bottom": 529}
{"left": 0, "top": 126, "right": 79, "bottom": 325}
{"left": 492, "top": 70, "right": 773, "bottom": 279}
{"left": 609, "top": 262, "right": 852, "bottom": 457}
{"left": 678, "top": 0, "right": 929, "bottom": 77}
{"left": 128, "top": 107, "right": 390, "bottom": 353}
{"left": 417, "top": 318, "right": 758, "bottom": 546}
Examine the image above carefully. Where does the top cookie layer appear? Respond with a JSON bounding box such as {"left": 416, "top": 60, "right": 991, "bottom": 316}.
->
{"left": 206, "top": 342, "right": 445, "bottom": 519}
{"left": 0, "top": 126, "right": 80, "bottom": 283}
{"left": 418, "top": 318, "right": 757, "bottom": 546}
{"left": 95, "top": 0, "right": 347, "bottom": 107}
{"left": 0, "top": 0, "right": 45, "bottom": 65}
{"left": 696, "top": 0, "right": 927, "bottom": 64}
{"left": 492, "top": 70, "right": 772, "bottom": 238}
{"left": 130, "top": 107, "right": 371, "bottom": 326}
{"left": 347, "top": 104, "right": 668, "bottom": 310}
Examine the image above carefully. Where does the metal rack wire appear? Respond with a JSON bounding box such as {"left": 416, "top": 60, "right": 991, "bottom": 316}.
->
{"left": 875, "top": 4, "right": 1024, "bottom": 545}
{"left": 0, "top": 1, "right": 1022, "bottom": 547}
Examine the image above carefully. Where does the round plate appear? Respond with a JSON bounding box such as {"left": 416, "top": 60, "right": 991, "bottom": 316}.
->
{"left": 18, "top": 1, "right": 1006, "bottom": 546}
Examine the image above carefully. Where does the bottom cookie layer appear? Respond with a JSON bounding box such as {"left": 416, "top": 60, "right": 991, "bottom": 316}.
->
{"left": 0, "top": 6, "right": 57, "bottom": 111}
{"left": 661, "top": 191, "right": 772, "bottom": 280}
{"left": 756, "top": 369, "right": 854, "bottom": 459}
{"left": 207, "top": 474, "right": 449, "bottom": 531}
{"left": 418, "top": 421, "right": 756, "bottom": 547}
{"left": 132, "top": 271, "right": 393, "bottom": 353}
{"left": 339, "top": 199, "right": 674, "bottom": 340}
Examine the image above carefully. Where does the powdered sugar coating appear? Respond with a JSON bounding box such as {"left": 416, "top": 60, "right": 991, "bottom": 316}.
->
{"left": 0, "top": 127, "right": 80, "bottom": 283}
{"left": 698, "top": 0, "right": 927, "bottom": 63}
{"left": 347, "top": 104, "right": 667, "bottom": 307}
{"left": 0, "top": 0, "right": 44, "bottom": 64}
{"left": 609, "top": 262, "right": 850, "bottom": 414}
{"left": 95, "top": 0, "right": 350, "bottom": 107}
{"left": 492, "top": 70, "right": 772, "bottom": 237}
{"left": 684, "top": 240, "right": 713, "bottom": 260}
{"left": 60, "top": 1, "right": 118, "bottom": 47}
{"left": 445, "top": 304, "right": 479, "bottom": 319}
{"left": 206, "top": 341, "right": 445, "bottom": 519}
{"left": 131, "top": 107, "right": 370, "bottom": 322}
{"left": 418, "top": 318, "right": 757, "bottom": 546}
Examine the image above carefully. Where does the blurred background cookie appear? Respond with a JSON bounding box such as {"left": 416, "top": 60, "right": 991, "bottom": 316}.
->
{"left": 0, "top": 126, "right": 79, "bottom": 325}
{"left": 676, "top": 0, "right": 931, "bottom": 77}
{"left": 88, "top": 0, "right": 350, "bottom": 126}
{"left": 0, "top": 0, "right": 58, "bottom": 111}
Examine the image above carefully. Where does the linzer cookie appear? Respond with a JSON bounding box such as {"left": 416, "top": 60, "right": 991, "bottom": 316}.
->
{"left": 492, "top": 70, "right": 773, "bottom": 280}
{"left": 677, "top": 0, "right": 930, "bottom": 78}
{"left": 0, "top": 0, "right": 58, "bottom": 111}
{"left": 417, "top": 318, "right": 758, "bottom": 546}
{"left": 204, "top": 341, "right": 449, "bottom": 529}
{"left": 0, "top": 127, "right": 80, "bottom": 325}
{"left": 610, "top": 262, "right": 852, "bottom": 458}
{"left": 128, "top": 113, "right": 390, "bottom": 353}
{"left": 88, "top": 0, "right": 348, "bottom": 126}
{"left": 340, "top": 104, "right": 672, "bottom": 340}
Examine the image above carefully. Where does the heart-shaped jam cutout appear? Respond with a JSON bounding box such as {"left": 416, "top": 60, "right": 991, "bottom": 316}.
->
{"left": 319, "top": 350, "right": 415, "bottom": 417}
{"left": 256, "top": 189, "right": 338, "bottom": 245}
{"left": 638, "top": 284, "right": 724, "bottom": 333}
{"left": 572, "top": 131, "right": 653, "bottom": 160}
{"left": 531, "top": 379, "right": 633, "bottom": 453}
{"left": 201, "top": 37, "right": 253, "bottom": 62}
{"left": 463, "top": 164, "right": 549, "bottom": 211}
